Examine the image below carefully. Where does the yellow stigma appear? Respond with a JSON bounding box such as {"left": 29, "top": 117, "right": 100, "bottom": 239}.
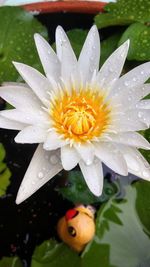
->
{"left": 50, "top": 86, "right": 111, "bottom": 143}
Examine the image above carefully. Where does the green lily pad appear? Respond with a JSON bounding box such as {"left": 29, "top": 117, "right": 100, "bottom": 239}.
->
{"left": 31, "top": 240, "right": 80, "bottom": 267}
{"left": 0, "top": 6, "right": 48, "bottom": 84}
{"left": 95, "top": 0, "right": 150, "bottom": 29}
{"left": 0, "top": 143, "right": 11, "bottom": 196}
{"left": 118, "top": 22, "right": 150, "bottom": 61}
{"left": 67, "top": 29, "right": 88, "bottom": 58}
{"left": 100, "top": 32, "right": 122, "bottom": 66}
{"left": 0, "top": 257, "right": 23, "bottom": 267}
{"left": 82, "top": 181, "right": 150, "bottom": 267}
{"left": 58, "top": 171, "right": 118, "bottom": 205}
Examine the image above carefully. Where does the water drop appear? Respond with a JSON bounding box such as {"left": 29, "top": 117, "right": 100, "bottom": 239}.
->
{"left": 50, "top": 155, "right": 59, "bottom": 164}
{"left": 143, "top": 170, "right": 149, "bottom": 178}
{"left": 132, "top": 77, "right": 137, "bottom": 82}
{"left": 124, "top": 81, "right": 129, "bottom": 86}
{"left": 38, "top": 172, "right": 44, "bottom": 179}
{"left": 138, "top": 111, "right": 143, "bottom": 118}
{"left": 141, "top": 70, "right": 144, "bottom": 75}
{"left": 86, "top": 159, "right": 92, "bottom": 166}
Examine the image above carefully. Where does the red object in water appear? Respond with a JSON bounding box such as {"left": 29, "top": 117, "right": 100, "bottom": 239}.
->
{"left": 22, "top": 1, "right": 107, "bottom": 14}
{"left": 65, "top": 209, "right": 78, "bottom": 221}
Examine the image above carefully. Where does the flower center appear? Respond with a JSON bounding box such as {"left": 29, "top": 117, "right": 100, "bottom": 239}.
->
{"left": 50, "top": 87, "right": 111, "bottom": 143}
{"left": 63, "top": 101, "right": 96, "bottom": 135}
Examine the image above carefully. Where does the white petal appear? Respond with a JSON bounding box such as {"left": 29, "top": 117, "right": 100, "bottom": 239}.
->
{"left": 34, "top": 33, "right": 61, "bottom": 82}
{"left": 0, "top": 116, "right": 25, "bottom": 130}
{"left": 138, "top": 110, "right": 150, "bottom": 126}
{"left": 136, "top": 100, "right": 150, "bottom": 109}
{"left": 15, "top": 126, "right": 47, "bottom": 144}
{"left": 79, "top": 158, "right": 103, "bottom": 196}
{"left": 118, "top": 145, "right": 150, "bottom": 181}
{"left": 97, "top": 40, "right": 129, "bottom": 93}
{"left": 2, "top": 82, "right": 28, "bottom": 87}
{"left": 43, "top": 131, "right": 66, "bottom": 150}
{"left": 112, "top": 109, "right": 148, "bottom": 132}
{"left": 61, "top": 39, "right": 78, "bottom": 86}
{"left": 56, "top": 26, "right": 75, "bottom": 62}
{"left": 75, "top": 143, "right": 94, "bottom": 165}
{"left": 78, "top": 25, "right": 100, "bottom": 83}
{"left": 16, "top": 145, "right": 63, "bottom": 204}
{"left": 111, "top": 62, "right": 150, "bottom": 97}
{"left": 0, "top": 85, "right": 42, "bottom": 111}
{"left": 94, "top": 142, "right": 128, "bottom": 176}
{"left": 106, "top": 132, "right": 150, "bottom": 150}
{"left": 55, "top": 26, "right": 78, "bottom": 85}
{"left": 0, "top": 109, "right": 49, "bottom": 125}
{"left": 61, "top": 145, "right": 79, "bottom": 170}
{"left": 111, "top": 84, "right": 150, "bottom": 110}
{"left": 13, "top": 62, "right": 51, "bottom": 105}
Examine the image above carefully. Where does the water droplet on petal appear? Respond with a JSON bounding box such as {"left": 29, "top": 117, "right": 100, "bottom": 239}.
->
{"left": 50, "top": 155, "right": 59, "bottom": 165}
{"left": 38, "top": 172, "right": 44, "bottom": 179}
{"left": 124, "top": 81, "right": 129, "bottom": 86}
{"left": 86, "top": 159, "right": 92, "bottom": 166}
{"left": 143, "top": 170, "right": 149, "bottom": 178}
{"left": 138, "top": 111, "right": 143, "bottom": 118}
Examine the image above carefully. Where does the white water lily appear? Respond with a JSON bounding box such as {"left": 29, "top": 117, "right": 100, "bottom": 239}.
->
{"left": 0, "top": 25, "right": 150, "bottom": 204}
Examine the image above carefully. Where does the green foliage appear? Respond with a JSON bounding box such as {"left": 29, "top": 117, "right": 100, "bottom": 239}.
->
{"left": 82, "top": 181, "right": 150, "bottom": 267}
{"left": 95, "top": 0, "right": 150, "bottom": 29}
{"left": 0, "top": 6, "right": 48, "bottom": 84}
{"left": 58, "top": 171, "right": 118, "bottom": 205}
{"left": 31, "top": 240, "right": 80, "bottom": 267}
{"left": 0, "top": 257, "right": 23, "bottom": 267}
{"left": 94, "top": 0, "right": 150, "bottom": 62}
{"left": 31, "top": 181, "right": 150, "bottom": 267}
{"left": 119, "top": 22, "right": 150, "bottom": 61}
{"left": 67, "top": 29, "right": 88, "bottom": 58}
{"left": 0, "top": 143, "right": 11, "bottom": 196}
{"left": 100, "top": 32, "right": 122, "bottom": 66}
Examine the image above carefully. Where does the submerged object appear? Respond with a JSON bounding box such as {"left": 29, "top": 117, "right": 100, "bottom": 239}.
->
{"left": 57, "top": 205, "right": 95, "bottom": 252}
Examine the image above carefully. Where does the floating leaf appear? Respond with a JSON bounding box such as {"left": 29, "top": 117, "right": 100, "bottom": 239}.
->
{"left": 0, "top": 6, "right": 48, "bottom": 83}
{"left": 95, "top": 0, "right": 150, "bottom": 29}
{"left": 0, "top": 143, "right": 11, "bottom": 196}
{"left": 82, "top": 181, "right": 150, "bottom": 267}
{"left": 58, "top": 171, "right": 118, "bottom": 205}
{"left": 0, "top": 257, "right": 23, "bottom": 267}
{"left": 31, "top": 240, "right": 80, "bottom": 267}
{"left": 118, "top": 22, "right": 150, "bottom": 61}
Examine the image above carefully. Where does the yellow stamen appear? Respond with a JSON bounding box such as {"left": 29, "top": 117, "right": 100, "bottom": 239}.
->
{"left": 50, "top": 86, "right": 111, "bottom": 143}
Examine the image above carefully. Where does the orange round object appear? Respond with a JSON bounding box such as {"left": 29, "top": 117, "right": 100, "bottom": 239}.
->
{"left": 22, "top": 1, "right": 106, "bottom": 14}
{"left": 57, "top": 205, "right": 95, "bottom": 252}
